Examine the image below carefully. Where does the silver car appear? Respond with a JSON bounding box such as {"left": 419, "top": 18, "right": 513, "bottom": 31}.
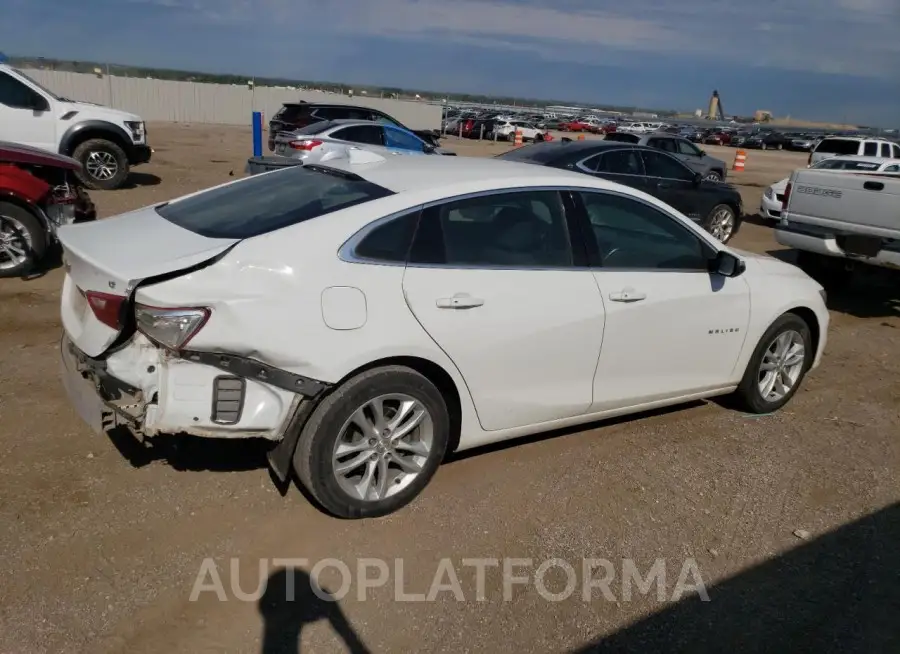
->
{"left": 272, "top": 119, "right": 453, "bottom": 165}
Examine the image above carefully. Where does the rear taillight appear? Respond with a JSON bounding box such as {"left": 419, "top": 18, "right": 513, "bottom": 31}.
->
{"left": 83, "top": 290, "right": 126, "bottom": 329}
{"left": 781, "top": 182, "right": 792, "bottom": 211}
{"left": 288, "top": 139, "right": 323, "bottom": 151}
{"left": 135, "top": 304, "right": 210, "bottom": 351}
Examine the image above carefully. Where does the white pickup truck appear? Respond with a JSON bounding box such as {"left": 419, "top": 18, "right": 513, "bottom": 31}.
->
{"left": 0, "top": 62, "right": 151, "bottom": 190}
{"left": 775, "top": 168, "right": 900, "bottom": 287}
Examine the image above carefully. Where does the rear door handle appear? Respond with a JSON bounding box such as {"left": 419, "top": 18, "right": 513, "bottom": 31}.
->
{"left": 609, "top": 288, "right": 646, "bottom": 303}
{"left": 436, "top": 294, "right": 485, "bottom": 309}
{"left": 864, "top": 181, "right": 884, "bottom": 191}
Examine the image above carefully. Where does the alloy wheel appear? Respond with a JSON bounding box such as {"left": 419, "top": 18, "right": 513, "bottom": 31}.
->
{"left": 332, "top": 394, "right": 434, "bottom": 502}
{"left": 757, "top": 330, "right": 806, "bottom": 402}
{"left": 709, "top": 207, "right": 735, "bottom": 242}
{"left": 85, "top": 151, "right": 119, "bottom": 181}
{"left": 0, "top": 217, "right": 32, "bottom": 271}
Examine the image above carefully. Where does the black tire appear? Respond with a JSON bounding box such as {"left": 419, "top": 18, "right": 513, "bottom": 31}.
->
{"left": 535, "top": 132, "right": 545, "bottom": 142}
{"left": 704, "top": 170, "right": 723, "bottom": 182}
{"left": 0, "top": 202, "right": 46, "bottom": 278}
{"left": 72, "top": 139, "right": 129, "bottom": 190}
{"left": 733, "top": 313, "right": 813, "bottom": 414}
{"left": 293, "top": 365, "right": 451, "bottom": 519}
{"left": 702, "top": 203, "right": 738, "bottom": 244}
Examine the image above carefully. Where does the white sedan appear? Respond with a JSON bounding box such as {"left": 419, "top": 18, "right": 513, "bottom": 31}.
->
{"left": 58, "top": 152, "right": 829, "bottom": 518}
{"left": 760, "top": 155, "right": 900, "bottom": 221}
{"left": 493, "top": 120, "right": 544, "bottom": 142}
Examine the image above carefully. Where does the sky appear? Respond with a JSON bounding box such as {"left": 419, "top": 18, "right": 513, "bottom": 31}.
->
{"left": 1, "top": 0, "right": 898, "bottom": 126}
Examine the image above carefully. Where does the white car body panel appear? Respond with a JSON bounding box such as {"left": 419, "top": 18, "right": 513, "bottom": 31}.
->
{"left": 58, "top": 155, "right": 830, "bottom": 453}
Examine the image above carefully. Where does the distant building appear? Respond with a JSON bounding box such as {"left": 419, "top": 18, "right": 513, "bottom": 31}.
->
{"left": 755, "top": 110, "right": 773, "bottom": 122}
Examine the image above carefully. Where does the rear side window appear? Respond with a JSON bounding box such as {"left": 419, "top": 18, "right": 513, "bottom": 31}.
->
{"left": 863, "top": 142, "right": 878, "bottom": 156}
{"left": 814, "top": 139, "right": 860, "bottom": 155}
{"left": 332, "top": 125, "right": 384, "bottom": 146}
{"left": 157, "top": 167, "right": 394, "bottom": 239}
{"left": 352, "top": 211, "right": 419, "bottom": 262}
{"left": 879, "top": 142, "right": 892, "bottom": 158}
{"left": 275, "top": 105, "right": 310, "bottom": 122}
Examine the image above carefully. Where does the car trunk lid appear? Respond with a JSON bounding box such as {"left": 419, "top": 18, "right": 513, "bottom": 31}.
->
{"left": 57, "top": 206, "right": 238, "bottom": 357}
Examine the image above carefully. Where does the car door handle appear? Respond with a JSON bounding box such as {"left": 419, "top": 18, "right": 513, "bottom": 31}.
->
{"left": 608, "top": 289, "right": 646, "bottom": 303}
{"left": 863, "top": 181, "right": 884, "bottom": 191}
{"left": 436, "top": 294, "right": 485, "bottom": 309}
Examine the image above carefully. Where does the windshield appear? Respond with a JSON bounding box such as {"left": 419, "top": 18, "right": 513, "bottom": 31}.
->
{"left": 156, "top": 165, "right": 394, "bottom": 239}
{"left": 13, "top": 68, "right": 60, "bottom": 101}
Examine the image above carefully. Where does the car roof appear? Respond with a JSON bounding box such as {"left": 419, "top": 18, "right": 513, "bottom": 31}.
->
{"left": 820, "top": 135, "right": 892, "bottom": 142}
{"left": 318, "top": 153, "right": 624, "bottom": 195}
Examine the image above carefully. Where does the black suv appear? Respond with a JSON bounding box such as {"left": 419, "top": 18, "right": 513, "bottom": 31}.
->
{"left": 742, "top": 131, "right": 790, "bottom": 151}
{"left": 268, "top": 102, "right": 440, "bottom": 151}
{"left": 497, "top": 140, "right": 743, "bottom": 243}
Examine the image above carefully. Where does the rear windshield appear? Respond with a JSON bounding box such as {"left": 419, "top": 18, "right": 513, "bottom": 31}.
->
{"left": 814, "top": 139, "right": 860, "bottom": 155}
{"left": 494, "top": 143, "right": 568, "bottom": 164}
{"left": 156, "top": 166, "right": 394, "bottom": 239}
{"left": 274, "top": 104, "right": 310, "bottom": 122}
{"left": 603, "top": 133, "right": 640, "bottom": 143}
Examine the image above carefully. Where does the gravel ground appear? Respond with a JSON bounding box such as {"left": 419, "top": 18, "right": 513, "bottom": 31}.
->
{"left": 0, "top": 124, "right": 897, "bottom": 654}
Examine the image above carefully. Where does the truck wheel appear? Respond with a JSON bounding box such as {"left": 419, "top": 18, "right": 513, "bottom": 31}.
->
{"left": 293, "top": 365, "right": 451, "bottom": 518}
{"left": 73, "top": 139, "right": 129, "bottom": 190}
{"left": 0, "top": 202, "right": 46, "bottom": 278}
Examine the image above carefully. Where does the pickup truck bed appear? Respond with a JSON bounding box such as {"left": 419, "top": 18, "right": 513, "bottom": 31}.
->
{"left": 775, "top": 169, "right": 900, "bottom": 273}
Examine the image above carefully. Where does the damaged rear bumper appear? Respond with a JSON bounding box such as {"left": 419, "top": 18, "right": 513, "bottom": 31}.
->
{"left": 59, "top": 333, "right": 330, "bottom": 448}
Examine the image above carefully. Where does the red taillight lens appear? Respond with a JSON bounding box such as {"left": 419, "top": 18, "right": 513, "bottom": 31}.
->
{"left": 83, "top": 290, "right": 126, "bottom": 329}
{"left": 782, "top": 182, "right": 792, "bottom": 211}
{"left": 288, "top": 139, "right": 323, "bottom": 151}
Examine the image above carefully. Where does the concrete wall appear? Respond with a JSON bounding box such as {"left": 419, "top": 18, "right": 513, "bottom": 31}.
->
{"left": 20, "top": 69, "right": 442, "bottom": 130}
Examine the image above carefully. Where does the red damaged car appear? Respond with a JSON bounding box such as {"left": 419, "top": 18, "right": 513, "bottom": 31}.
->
{"left": 0, "top": 142, "right": 96, "bottom": 277}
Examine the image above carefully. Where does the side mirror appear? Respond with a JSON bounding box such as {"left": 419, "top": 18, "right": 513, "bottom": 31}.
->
{"left": 29, "top": 94, "right": 49, "bottom": 112}
{"left": 698, "top": 149, "right": 706, "bottom": 156}
{"left": 710, "top": 250, "right": 745, "bottom": 277}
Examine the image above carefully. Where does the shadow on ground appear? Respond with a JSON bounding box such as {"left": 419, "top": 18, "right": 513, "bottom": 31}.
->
{"left": 767, "top": 249, "right": 900, "bottom": 320}
{"left": 106, "top": 426, "right": 270, "bottom": 472}
{"left": 571, "top": 502, "right": 900, "bottom": 654}
{"left": 120, "top": 171, "right": 162, "bottom": 188}
{"left": 259, "top": 567, "right": 371, "bottom": 654}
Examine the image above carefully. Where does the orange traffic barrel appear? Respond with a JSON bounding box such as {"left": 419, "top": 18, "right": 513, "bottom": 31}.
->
{"left": 733, "top": 149, "right": 747, "bottom": 171}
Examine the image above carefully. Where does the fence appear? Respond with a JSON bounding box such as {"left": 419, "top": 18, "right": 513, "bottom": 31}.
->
{"left": 20, "top": 69, "right": 443, "bottom": 130}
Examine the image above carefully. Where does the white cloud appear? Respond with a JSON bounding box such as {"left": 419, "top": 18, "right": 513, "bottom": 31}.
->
{"left": 123, "top": 0, "right": 900, "bottom": 79}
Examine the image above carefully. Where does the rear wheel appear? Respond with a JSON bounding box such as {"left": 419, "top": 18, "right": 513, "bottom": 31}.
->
{"left": 293, "top": 366, "right": 451, "bottom": 518}
{"left": 73, "top": 139, "right": 130, "bottom": 190}
{"left": 0, "top": 202, "right": 46, "bottom": 278}
{"left": 733, "top": 313, "right": 813, "bottom": 413}
{"left": 703, "top": 204, "right": 737, "bottom": 244}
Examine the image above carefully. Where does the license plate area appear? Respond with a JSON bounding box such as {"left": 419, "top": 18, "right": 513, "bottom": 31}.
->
{"left": 837, "top": 234, "right": 883, "bottom": 258}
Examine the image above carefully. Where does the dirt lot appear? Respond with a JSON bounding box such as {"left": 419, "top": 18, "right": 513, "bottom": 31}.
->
{"left": 1, "top": 124, "right": 898, "bottom": 654}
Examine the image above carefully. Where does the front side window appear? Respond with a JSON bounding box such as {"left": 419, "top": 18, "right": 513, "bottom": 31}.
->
{"left": 640, "top": 150, "right": 694, "bottom": 181}
{"left": 332, "top": 125, "right": 384, "bottom": 146}
{"left": 383, "top": 127, "right": 426, "bottom": 152}
{"left": 815, "top": 139, "right": 860, "bottom": 155}
{"left": 410, "top": 191, "right": 573, "bottom": 268}
{"left": 882, "top": 164, "right": 900, "bottom": 172}
{"left": 579, "top": 192, "right": 711, "bottom": 270}
{"left": 648, "top": 138, "right": 677, "bottom": 154}
{"left": 0, "top": 72, "right": 42, "bottom": 108}
{"left": 863, "top": 142, "right": 878, "bottom": 156}
{"left": 677, "top": 139, "right": 702, "bottom": 156}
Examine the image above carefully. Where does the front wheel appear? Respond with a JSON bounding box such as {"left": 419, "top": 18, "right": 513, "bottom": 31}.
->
{"left": 733, "top": 313, "right": 813, "bottom": 413}
{"left": 293, "top": 366, "right": 451, "bottom": 518}
{"left": 704, "top": 170, "right": 722, "bottom": 182}
{"left": 0, "top": 202, "right": 46, "bottom": 278}
{"left": 73, "top": 139, "right": 130, "bottom": 190}
{"left": 703, "top": 204, "right": 737, "bottom": 244}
